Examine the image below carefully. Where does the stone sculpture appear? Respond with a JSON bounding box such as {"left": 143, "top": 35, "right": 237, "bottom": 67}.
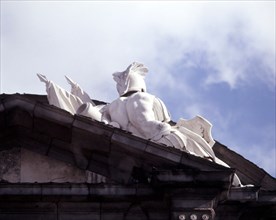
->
{"left": 37, "top": 62, "right": 242, "bottom": 186}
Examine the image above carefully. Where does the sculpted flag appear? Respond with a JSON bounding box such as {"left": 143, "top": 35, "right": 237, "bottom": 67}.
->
{"left": 37, "top": 73, "right": 103, "bottom": 121}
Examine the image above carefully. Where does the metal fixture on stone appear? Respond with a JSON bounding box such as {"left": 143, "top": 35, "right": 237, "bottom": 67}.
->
{"left": 202, "top": 214, "right": 209, "bottom": 220}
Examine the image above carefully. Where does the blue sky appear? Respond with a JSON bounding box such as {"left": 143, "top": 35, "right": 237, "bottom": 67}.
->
{"left": 1, "top": 1, "right": 275, "bottom": 177}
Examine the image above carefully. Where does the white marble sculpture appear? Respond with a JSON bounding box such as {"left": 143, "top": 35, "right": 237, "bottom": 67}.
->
{"left": 37, "top": 62, "right": 242, "bottom": 186}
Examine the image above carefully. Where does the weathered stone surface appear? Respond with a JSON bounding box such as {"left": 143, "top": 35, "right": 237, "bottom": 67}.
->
{"left": 5, "top": 108, "right": 33, "bottom": 129}
{"left": 0, "top": 94, "right": 276, "bottom": 220}
{"left": 59, "top": 202, "right": 101, "bottom": 220}
{"left": 213, "top": 141, "right": 276, "bottom": 190}
{"left": 2, "top": 94, "right": 35, "bottom": 116}
{"left": 2, "top": 94, "right": 275, "bottom": 187}
{"left": 0, "top": 202, "right": 56, "bottom": 220}
{"left": 0, "top": 147, "right": 20, "bottom": 183}
{"left": 124, "top": 204, "right": 148, "bottom": 220}
{"left": 21, "top": 148, "right": 87, "bottom": 183}
{"left": 0, "top": 183, "right": 275, "bottom": 220}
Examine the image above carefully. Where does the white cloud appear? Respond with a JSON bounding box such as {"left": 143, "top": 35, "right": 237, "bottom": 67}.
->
{"left": 2, "top": 1, "right": 275, "bottom": 96}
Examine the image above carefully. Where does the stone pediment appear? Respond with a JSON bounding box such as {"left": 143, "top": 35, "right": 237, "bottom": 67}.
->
{"left": 0, "top": 94, "right": 275, "bottom": 190}
{"left": 1, "top": 94, "right": 276, "bottom": 220}
{"left": 0, "top": 94, "right": 229, "bottom": 184}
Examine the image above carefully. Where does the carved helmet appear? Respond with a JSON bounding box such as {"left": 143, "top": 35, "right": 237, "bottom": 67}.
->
{"left": 113, "top": 62, "right": 148, "bottom": 96}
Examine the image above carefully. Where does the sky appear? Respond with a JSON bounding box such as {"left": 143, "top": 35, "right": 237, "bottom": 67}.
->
{"left": 1, "top": 1, "right": 275, "bottom": 177}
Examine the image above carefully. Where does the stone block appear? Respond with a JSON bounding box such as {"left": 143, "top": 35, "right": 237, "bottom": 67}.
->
{"left": 34, "top": 117, "right": 72, "bottom": 142}
{"left": 0, "top": 147, "right": 20, "bottom": 183}
{"left": 145, "top": 141, "right": 182, "bottom": 164}
{"left": 124, "top": 204, "right": 148, "bottom": 220}
{"left": 141, "top": 201, "right": 169, "bottom": 220}
{"left": 89, "top": 185, "right": 136, "bottom": 197}
{"left": 108, "top": 148, "right": 140, "bottom": 183}
{"left": 180, "top": 151, "right": 226, "bottom": 171}
{"left": 111, "top": 130, "right": 148, "bottom": 153}
{"left": 2, "top": 95, "right": 35, "bottom": 115}
{"left": 41, "top": 184, "right": 89, "bottom": 196}
{"left": 34, "top": 102, "right": 74, "bottom": 125}
{"left": 0, "top": 184, "right": 41, "bottom": 196}
{"left": 0, "top": 202, "right": 56, "bottom": 220}
{"left": 48, "top": 143, "right": 76, "bottom": 166}
{"left": 73, "top": 115, "right": 113, "bottom": 137}
{"left": 19, "top": 132, "right": 51, "bottom": 155}
{"left": 5, "top": 108, "right": 33, "bottom": 129}
{"left": 87, "top": 158, "right": 110, "bottom": 179}
{"left": 21, "top": 149, "right": 87, "bottom": 183}
{"left": 101, "top": 202, "right": 130, "bottom": 220}
{"left": 72, "top": 127, "right": 111, "bottom": 153}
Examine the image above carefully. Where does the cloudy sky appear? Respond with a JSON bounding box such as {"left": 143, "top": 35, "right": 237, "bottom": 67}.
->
{"left": 1, "top": 1, "right": 275, "bottom": 177}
